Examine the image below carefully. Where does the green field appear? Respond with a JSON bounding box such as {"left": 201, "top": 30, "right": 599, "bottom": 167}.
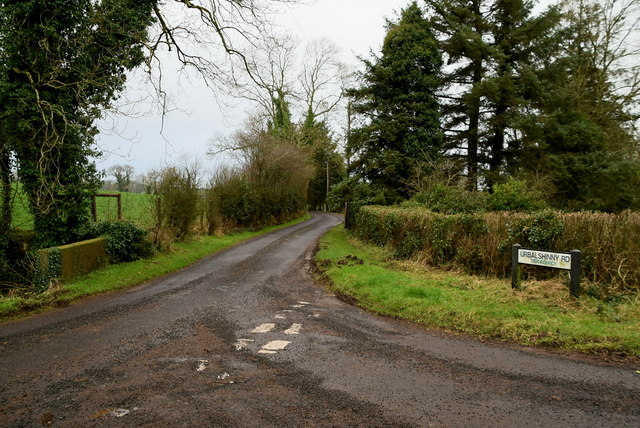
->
{"left": 11, "top": 188, "right": 154, "bottom": 230}
{"left": 316, "top": 225, "right": 640, "bottom": 358}
{"left": 91, "top": 192, "right": 155, "bottom": 227}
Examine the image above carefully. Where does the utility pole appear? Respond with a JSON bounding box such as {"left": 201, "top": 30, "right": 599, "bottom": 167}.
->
{"left": 345, "top": 102, "right": 353, "bottom": 228}
{"left": 326, "top": 154, "right": 330, "bottom": 212}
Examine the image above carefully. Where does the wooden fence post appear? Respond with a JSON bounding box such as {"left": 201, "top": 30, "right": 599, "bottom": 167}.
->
{"left": 511, "top": 244, "right": 521, "bottom": 290}
{"left": 570, "top": 249, "right": 581, "bottom": 298}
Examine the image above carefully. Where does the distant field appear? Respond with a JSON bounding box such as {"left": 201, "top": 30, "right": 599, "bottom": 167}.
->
{"left": 9, "top": 186, "right": 32, "bottom": 230}
{"left": 92, "top": 192, "right": 155, "bottom": 227}
{"left": 11, "top": 188, "right": 155, "bottom": 230}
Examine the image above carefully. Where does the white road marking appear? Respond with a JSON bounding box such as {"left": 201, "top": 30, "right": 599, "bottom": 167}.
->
{"left": 252, "top": 323, "right": 275, "bottom": 333}
{"left": 196, "top": 360, "right": 208, "bottom": 372}
{"left": 274, "top": 314, "right": 286, "bottom": 319}
{"left": 110, "top": 409, "right": 130, "bottom": 418}
{"left": 298, "top": 301, "right": 310, "bottom": 305}
{"left": 291, "top": 304, "right": 305, "bottom": 308}
{"left": 258, "top": 350, "right": 278, "bottom": 354}
{"left": 234, "top": 338, "right": 255, "bottom": 350}
{"left": 261, "top": 340, "right": 290, "bottom": 351}
{"left": 284, "top": 323, "right": 302, "bottom": 335}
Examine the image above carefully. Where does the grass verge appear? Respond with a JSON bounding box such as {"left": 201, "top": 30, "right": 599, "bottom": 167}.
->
{"left": 316, "top": 225, "right": 640, "bottom": 359}
{"left": 0, "top": 214, "right": 310, "bottom": 321}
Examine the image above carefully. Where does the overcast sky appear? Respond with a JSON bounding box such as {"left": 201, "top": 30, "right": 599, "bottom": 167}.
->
{"left": 96, "top": 0, "right": 411, "bottom": 177}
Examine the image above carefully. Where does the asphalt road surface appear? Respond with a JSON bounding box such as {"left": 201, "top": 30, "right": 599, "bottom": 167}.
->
{"left": 1, "top": 213, "right": 638, "bottom": 427}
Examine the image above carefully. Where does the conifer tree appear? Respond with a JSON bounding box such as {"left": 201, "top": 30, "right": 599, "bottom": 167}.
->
{"left": 347, "top": 2, "right": 443, "bottom": 200}
{"left": 300, "top": 109, "right": 345, "bottom": 210}
{"left": 483, "top": 0, "right": 560, "bottom": 188}
{"left": 425, "top": 0, "right": 492, "bottom": 190}
{"left": 426, "top": 0, "right": 559, "bottom": 190}
{"left": 519, "top": 0, "right": 640, "bottom": 211}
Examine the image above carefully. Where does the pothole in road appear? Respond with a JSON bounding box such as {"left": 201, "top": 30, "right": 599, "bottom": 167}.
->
{"left": 234, "top": 338, "right": 255, "bottom": 350}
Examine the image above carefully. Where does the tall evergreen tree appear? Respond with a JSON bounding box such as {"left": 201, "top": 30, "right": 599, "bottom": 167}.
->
{"left": 426, "top": 0, "right": 492, "bottom": 190}
{"left": 347, "top": 2, "right": 443, "bottom": 200}
{"left": 518, "top": 0, "right": 640, "bottom": 211}
{"left": 300, "top": 108, "right": 346, "bottom": 210}
{"left": 426, "top": 0, "right": 559, "bottom": 190}
{"left": 483, "top": 0, "right": 560, "bottom": 188}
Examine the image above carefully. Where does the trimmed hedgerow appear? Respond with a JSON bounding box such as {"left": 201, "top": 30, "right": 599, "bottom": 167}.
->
{"left": 353, "top": 206, "right": 640, "bottom": 295}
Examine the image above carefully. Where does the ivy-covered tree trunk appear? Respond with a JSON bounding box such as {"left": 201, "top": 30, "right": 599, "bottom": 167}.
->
{"left": 15, "top": 135, "right": 100, "bottom": 248}
{"left": 0, "top": 0, "right": 155, "bottom": 248}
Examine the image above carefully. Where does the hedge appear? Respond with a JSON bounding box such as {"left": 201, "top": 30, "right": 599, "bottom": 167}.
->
{"left": 353, "top": 206, "right": 640, "bottom": 295}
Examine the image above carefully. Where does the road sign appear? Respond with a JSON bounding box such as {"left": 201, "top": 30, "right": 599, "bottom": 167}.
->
{"left": 517, "top": 249, "right": 572, "bottom": 270}
{"left": 511, "top": 244, "right": 581, "bottom": 298}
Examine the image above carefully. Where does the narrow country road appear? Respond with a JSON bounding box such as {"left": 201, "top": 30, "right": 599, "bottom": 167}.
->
{"left": 1, "top": 213, "right": 638, "bottom": 427}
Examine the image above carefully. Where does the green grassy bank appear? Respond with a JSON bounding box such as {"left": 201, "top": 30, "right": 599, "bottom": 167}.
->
{"left": 316, "top": 225, "right": 640, "bottom": 358}
{"left": 0, "top": 215, "right": 310, "bottom": 321}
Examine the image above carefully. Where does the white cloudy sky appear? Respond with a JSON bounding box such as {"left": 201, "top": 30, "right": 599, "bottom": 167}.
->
{"left": 95, "top": 0, "right": 412, "bottom": 177}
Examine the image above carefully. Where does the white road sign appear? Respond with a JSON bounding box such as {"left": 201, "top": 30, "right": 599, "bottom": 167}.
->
{"left": 518, "top": 249, "right": 572, "bottom": 270}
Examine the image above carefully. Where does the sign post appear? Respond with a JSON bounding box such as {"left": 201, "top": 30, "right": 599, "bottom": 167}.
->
{"left": 511, "top": 244, "right": 581, "bottom": 297}
{"left": 569, "top": 249, "right": 581, "bottom": 298}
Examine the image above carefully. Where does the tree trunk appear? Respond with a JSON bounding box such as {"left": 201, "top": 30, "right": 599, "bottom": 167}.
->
{"left": 466, "top": 59, "right": 482, "bottom": 191}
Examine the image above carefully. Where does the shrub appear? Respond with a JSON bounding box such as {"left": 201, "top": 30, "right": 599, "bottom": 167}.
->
{"left": 413, "top": 183, "right": 487, "bottom": 214}
{"left": 488, "top": 178, "right": 547, "bottom": 212}
{"left": 328, "top": 178, "right": 390, "bottom": 230}
{"left": 203, "top": 182, "right": 222, "bottom": 235}
{"left": 89, "top": 221, "right": 153, "bottom": 263}
{"left": 504, "top": 210, "right": 564, "bottom": 250}
{"left": 214, "top": 173, "right": 258, "bottom": 227}
{"left": 209, "top": 138, "right": 312, "bottom": 229}
{"left": 152, "top": 166, "right": 201, "bottom": 241}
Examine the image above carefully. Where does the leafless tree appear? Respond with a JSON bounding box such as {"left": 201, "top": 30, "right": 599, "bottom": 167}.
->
{"left": 108, "top": 164, "right": 135, "bottom": 192}
{"left": 233, "top": 32, "right": 299, "bottom": 123}
{"left": 146, "top": 1, "right": 306, "bottom": 109}
{"left": 300, "top": 38, "right": 348, "bottom": 121}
